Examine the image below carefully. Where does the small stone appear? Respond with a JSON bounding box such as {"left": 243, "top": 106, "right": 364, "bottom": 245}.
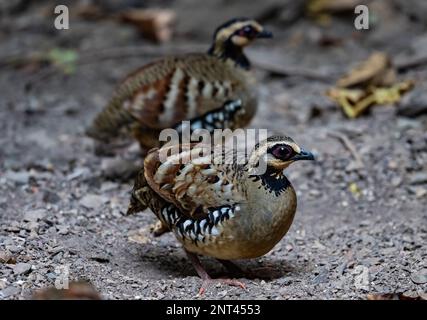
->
{"left": 42, "top": 190, "right": 61, "bottom": 204}
{"left": 0, "top": 279, "right": 7, "bottom": 290}
{"left": 408, "top": 186, "right": 427, "bottom": 198}
{"left": 156, "top": 292, "right": 165, "bottom": 299}
{"left": 391, "top": 176, "right": 402, "bottom": 187}
{"left": 23, "top": 209, "right": 47, "bottom": 222}
{"left": 6, "top": 245, "right": 22, "bottom": 254}
{"left": 277, "top": 277, "right": 292, "bottom": 286}
{"left": 66, "top": 167, "right": 91, "bottom": 181}
{"left": 353, "top": 265, "right": 370, "bottom": 291}
{"left": 4, "top": 170, "right": 30, "bottom": 185}
{"left": 410, "top": 269, "right": 427, "bottom": 284}
{"left": 409, "top": 172, "right": 427, "bottom": 185}
{"left": 57, "top": 225, "right": 69, "bottom": 235}
{"left": 0, "top": 286, "right": 20, "bottom": 298}
{"left": 0, "top": 250, "right": 15, "bottom": 264}
{"left": 13, "top": 263, "right": 32, "bottom": 275}
{"left": 79, "top": 194, "right": 108, "bottom": 209}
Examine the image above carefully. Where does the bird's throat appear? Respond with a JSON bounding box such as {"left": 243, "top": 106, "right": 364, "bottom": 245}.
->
{"left": 250, "top": 166, "right": 291, "bottom": 197}
{"left": 208, "top": 41, "right": 250, "bottom": 69}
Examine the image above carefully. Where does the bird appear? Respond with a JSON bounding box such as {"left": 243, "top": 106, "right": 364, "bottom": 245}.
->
{"left": 86, "top": 18, "right": 273, "bottom": 152}
{"left": 127, "top": 135, "right": 315, "bottom": 294}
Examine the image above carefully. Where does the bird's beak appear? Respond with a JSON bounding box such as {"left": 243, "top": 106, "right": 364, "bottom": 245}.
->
{"left": 257, "top": 29, "right": 273, "bottom": 39}
{"left": 292, "top": 149, "right": 315, "bottom": 161}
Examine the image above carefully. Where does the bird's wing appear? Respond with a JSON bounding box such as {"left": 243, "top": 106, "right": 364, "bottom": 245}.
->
{"left": 143, "top": 143, "right": 246, "bottom": 219}
{"left": 111, "top": 54, "right": 245, "bottom": 129}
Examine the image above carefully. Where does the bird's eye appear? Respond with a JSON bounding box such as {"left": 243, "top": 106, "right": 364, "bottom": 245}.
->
{"left": 239, "top": 26, "right": 254, "bottom": 37}
{"left": 271, "top": 145, "right": 294, "bottom": 160}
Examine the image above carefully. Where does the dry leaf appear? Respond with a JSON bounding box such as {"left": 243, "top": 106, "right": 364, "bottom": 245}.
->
{"left": 120, "top": 9, "right": 176, "bottom": 43}
{"left": 349, "top": 182, "right": 361, "bottom": 197}
{"left": 327, "top": 52, "right": 414, "bottom": 118}
{"left": 327, "top": 81, "right": 414, "bottom": 118}
{"left": 33, "top": 281, "right": 102, "bottom": 300}
{"left": 337, "top": 52, "right": 396, "bottom": 88}
{"left": 128, "top": 226, "right": 152, "bottom": 245}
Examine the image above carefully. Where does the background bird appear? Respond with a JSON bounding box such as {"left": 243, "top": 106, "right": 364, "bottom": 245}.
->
{"left": 86, "top": 18, "right": 272, "bottom": 152}
{"left": 128, "top": 135, "right": 314, "bottom": 294}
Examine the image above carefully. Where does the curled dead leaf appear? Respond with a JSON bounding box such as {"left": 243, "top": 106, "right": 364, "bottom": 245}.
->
{"left": 33, "top": 281, "right": 102, "bottom": 300}
{"left": 120, "top": 9, "right": 176, "bottom": 43}
{"left": 337, "top": 52, "right": 395, "bottom": 88}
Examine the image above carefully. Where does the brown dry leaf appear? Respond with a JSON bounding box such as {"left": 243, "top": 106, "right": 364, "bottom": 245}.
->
{"left": 327, "top": 52, "right": 414, "bottom": 118}
{"left": 120, "top": 9, "right": 176, "bottom": 43}
{"left": 33, "top": 281, "right": 102, "bottom": 300}
{"left": 367, "top": 292, "right": 427, "bottom": 300}
{"left": 337, "top": 52, "right": 396, "bottom": 88}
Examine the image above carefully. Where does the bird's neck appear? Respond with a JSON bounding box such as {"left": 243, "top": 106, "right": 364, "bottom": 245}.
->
{"left": 208, "top": 41, "right": 250, "bottom": 70}
{"left": 249, "top": 165, "right": 292, "bottom": 197}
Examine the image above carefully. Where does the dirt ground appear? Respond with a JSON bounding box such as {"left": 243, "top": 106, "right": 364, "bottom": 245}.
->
{"left": 0, "top": 0, "right": 426, "bottom": 300}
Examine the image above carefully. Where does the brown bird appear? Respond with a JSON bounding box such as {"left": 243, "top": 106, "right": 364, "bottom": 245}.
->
{"left": 86, "top": 18, "right": 272, "bottom": 152}
{"left": 128, "top": 135, "right": 315, "bottom": 294}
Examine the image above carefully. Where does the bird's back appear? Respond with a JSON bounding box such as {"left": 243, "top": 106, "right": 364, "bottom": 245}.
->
{"left": 87, "top": 53, "right": 256, "bottom": 142}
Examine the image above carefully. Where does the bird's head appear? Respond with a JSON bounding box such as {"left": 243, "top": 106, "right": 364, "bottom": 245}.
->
{"left": 213, "top": 18, "right": 272, "bottom": 48}
{"left": 249, "top": 136, "right": 315, "bottom": 174}
{"left": 208, "top": 18, "right": 272, "bottom": 67}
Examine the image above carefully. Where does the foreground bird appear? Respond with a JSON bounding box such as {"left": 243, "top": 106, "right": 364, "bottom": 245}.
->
{"left": 87, "top": 18, "right": 272, "bottom": 152}
{"left": 128, "top": 135, "right": 315, "bottom": 293}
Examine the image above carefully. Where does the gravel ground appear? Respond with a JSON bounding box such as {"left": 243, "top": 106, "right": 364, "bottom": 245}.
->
{"left": 0, "top": 0, "right": 426, "bottom": 300}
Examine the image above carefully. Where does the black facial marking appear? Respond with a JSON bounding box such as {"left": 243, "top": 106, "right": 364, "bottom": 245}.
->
{"left": 250, "top": 166, "right": 291, "bottom": 196}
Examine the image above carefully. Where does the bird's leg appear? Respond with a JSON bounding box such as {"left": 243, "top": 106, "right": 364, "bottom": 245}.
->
{"left": 185, "top": 250, "right": 246, "bottom": 295}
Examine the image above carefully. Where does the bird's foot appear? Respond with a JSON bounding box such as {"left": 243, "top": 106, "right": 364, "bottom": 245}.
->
{"left": 185, "top": 250, "right": 246, "bottom": 295}
{"left": 198, "top": 278, "right": 246, "bottom": 296}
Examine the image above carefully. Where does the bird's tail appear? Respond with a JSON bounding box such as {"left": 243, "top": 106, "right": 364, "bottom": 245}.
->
{"left": 126, "top": 167, "right": 149, "bottom": 215}
{"left": 86, "top": 98, "right": 135, "bottom": 142}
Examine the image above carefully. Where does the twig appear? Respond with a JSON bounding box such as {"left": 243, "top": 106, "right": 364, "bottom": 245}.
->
{"left": 327, "top": 130, "right": 364, "bottom": 169}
